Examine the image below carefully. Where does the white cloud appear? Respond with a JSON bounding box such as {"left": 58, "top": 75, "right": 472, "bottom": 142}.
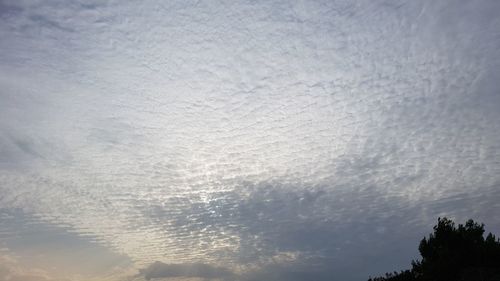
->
{"left": 1, "top": 0, "right": 500, "bottom": 280}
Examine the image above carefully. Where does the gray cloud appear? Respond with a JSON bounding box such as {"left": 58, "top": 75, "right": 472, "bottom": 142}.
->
{"left": 0, "top": 1, "right": 22, "bottom": 17}
{"left": 136, "top": 260, "right": 334, "bottom": 281}
{"left": 139, "top": 262, "right": 235, "bottom": 280}
{"left": 146, "top": 179, "right": 500, "bottom": 281}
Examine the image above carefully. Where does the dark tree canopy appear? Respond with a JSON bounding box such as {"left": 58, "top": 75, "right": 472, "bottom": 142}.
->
{"left": 368, "top": 217, "right": 500, "bottom": 281}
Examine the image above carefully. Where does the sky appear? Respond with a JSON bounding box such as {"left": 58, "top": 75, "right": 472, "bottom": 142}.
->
{"left": 0, "top": 0, "right": 500, "bottom": 280}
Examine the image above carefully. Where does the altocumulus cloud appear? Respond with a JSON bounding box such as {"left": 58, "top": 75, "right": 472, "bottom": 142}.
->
{"left": 1, "top": 0, "right": 500, "bottom": 281}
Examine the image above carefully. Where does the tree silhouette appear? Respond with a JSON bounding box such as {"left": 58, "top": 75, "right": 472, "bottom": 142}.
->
{"left": 368, "top": 217, "right": 500, "bottom": 281}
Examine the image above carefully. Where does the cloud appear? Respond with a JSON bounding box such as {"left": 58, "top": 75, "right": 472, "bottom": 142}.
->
{"left": 1, "top": 0, "right": 500, "bottom": 281}
{"left": 136, "top": 260, "right": 337, "bottom": 281}
{"left": 152, "top": 180, "right": 500, "bottom": 281}
{"left": 139, "top": 262, "right": 235, "bottom": 280}
{"left": 0, "top": 1, "right": 22, "bottom": 17}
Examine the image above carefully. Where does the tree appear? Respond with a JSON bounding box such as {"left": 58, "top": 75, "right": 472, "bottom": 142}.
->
{"left": 368, "top": 217, "right": 500, "bottom": 281}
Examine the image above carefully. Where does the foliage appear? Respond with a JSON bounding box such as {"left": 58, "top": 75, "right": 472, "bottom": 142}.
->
{"left": 368, "top": 217, "right": 500, "bottom": 281}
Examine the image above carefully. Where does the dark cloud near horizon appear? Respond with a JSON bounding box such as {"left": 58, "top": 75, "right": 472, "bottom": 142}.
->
{"left": 139, "top": 262, "right": 235, "bottom": 280}
{"left": 137, "top": 260, "right": 347, "bottom": 281}
{"left": 138, "top": 180, "right": 500, "bottom": 281}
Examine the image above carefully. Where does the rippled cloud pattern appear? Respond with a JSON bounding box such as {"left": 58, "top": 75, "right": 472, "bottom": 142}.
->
{"left": 1, "top": 0, "right": 500, "bottom": 280}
